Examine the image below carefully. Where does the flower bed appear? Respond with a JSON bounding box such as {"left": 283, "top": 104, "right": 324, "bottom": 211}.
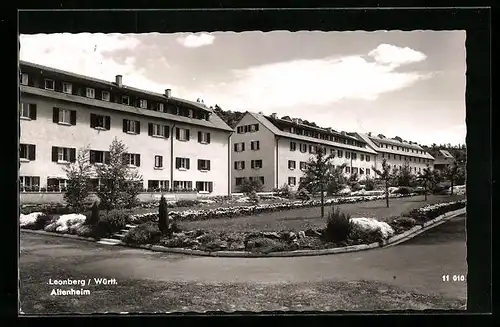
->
{"left": 405, "top": 200, "right": 466, "bottom": 222}
{"left": 130, "top": 193, "right": 418, "bottom": 223}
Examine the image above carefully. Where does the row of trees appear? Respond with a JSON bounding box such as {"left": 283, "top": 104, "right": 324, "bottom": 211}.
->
{"left": 63, "top": 137, "right": 143, "bottom": 212}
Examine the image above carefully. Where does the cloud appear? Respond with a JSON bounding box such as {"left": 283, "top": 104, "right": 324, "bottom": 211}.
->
{"left": 368, "top": 43, "right": 427, "bottom": 67}
{"left": 204, "top": 44, "right": 432, "bottom": 111}
{"left": 176, "top": 33, "right": 215, "bottom": 48}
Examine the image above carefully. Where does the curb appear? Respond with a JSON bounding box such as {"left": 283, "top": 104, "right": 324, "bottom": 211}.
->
{"left": 21, "top": 207, "right": 466, "bottom": 258}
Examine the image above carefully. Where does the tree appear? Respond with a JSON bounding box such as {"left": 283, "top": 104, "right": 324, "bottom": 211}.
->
{"left": 372, "top": 159, "right": 397, "bottom": 208}
{"left": 299, "top": 147, "right": 336, "bottom": 217}
{"left": 395, "top": 160, "right": 414, "bottom": 187}
{"left": 158, "top": 195, "right": 170, "bottom": 235}
{"left": 443, "top": 161, "right": 460, "bottom": 195}
{"left": 417, "top": 164, "right": 434, "bottom": 201}
{"left": 63, "top": 145, "right": 93, "bottom": 212}
{"left": 95, "top": 138, "right": 143, "bottom": 211}
{"left": 238, "top": 178, "right": 264, "bottom": 194}
{"left": 326, "top": 163, "right": 347, "bottom": 196}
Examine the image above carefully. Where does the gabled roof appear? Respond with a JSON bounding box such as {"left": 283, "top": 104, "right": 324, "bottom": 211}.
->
{"left": 355, "top": 133, "right": 435, "bottom": 160}
{"left": 439, "top": 150, "right": 455, "bottom": 158}
{"left": 19, "top": 60, "right": 212, "bottom": 113}
{"left": 247, "top": 112, "right": 377, "bottom": 155}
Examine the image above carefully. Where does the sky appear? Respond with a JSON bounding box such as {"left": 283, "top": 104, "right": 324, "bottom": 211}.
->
{"left": 19, "top": 31, "right": 466, "bottom": 146}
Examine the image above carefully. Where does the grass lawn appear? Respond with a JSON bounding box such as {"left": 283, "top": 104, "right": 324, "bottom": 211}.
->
{"left": 178, "top": 194, "right": 466, "bottom": 232}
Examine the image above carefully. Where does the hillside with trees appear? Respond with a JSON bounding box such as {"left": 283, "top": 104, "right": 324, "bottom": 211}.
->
{"left": 211, "top": 105, "right": 245, "bottom": 129}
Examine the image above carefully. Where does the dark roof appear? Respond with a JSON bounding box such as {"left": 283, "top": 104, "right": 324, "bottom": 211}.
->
{"left": 19, "top": 60, "right": 212, "bottom": 113}
{"left": 355, "top": 133, "right": 435, "bottom": 160}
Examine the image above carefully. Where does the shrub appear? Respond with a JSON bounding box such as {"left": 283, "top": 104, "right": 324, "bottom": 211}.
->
{"left": 323, "top": 208, "right": 351, "bottom": 242}
{"left": 350, "top": 183, "right": 363, "bottom": 192}
{"left": 158, "top": 196, "right": 169, "bottom": 235}
{"left": 391, "top": 216, "right": 417, "bottom": 229}
{"left": 296, "top": 189, "right": 311, "bottom": 201}
{"left": 75, "top": 225, "right": 94, "bottom": 237}
{"left": 92, "top": 209, "right": 129, "bottom": 238}
{"left": 273, "top": 184, "right": 292, "bottom": 198}
{"left": 176, "top": 199, "right": 199, "bottom": 208}
{"left": 123, "top": 221, "right": 161, "bottom": 245}
{"left": 246, "top": 237, "right": 286, "bottom": 253}
{"left": 86, "top": 201, "right": 100, "bottom": 225}
{"left": 364, "top": 178, "right": 375, "bottom": 191}
{"left": 394, "top": 186, "right": 413, "bottom": 195}
{"left": 248, "top": 190, "right": 260, "bottom": 204}
{"left": 238, "top": 178, "right": 264, "bottom": 194}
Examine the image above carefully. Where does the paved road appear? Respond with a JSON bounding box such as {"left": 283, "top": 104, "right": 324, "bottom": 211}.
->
{"left": 20, "top": 214, "right": 467, "bottom": 302}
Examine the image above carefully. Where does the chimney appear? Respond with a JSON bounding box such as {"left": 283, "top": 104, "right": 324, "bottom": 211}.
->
{"left": 368, "top": 132, "right": 372, "bottom": 137}
{"left": 292, "top": 118, "right": 299, "bottom": 124}
{"left": 115, "top": 75, "right": 122, "bottom": 87}
{"left": 165, "top": 89, "right": 172, "bottom": 98}
{"left": 341, "top": 131, "right": 346, "bottom": 136}
{"left": 271, "top": 113, "right": 277, "bottom": 119}
{"left": 298, "top": 119, "right": 303, "bottom": 124}
{"left": 326, "top": 127, "right": 332, "bottom": 133}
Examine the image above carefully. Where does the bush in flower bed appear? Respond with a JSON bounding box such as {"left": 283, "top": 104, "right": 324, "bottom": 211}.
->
{"left": 406, "top": 200, "right": 466, "bottom": 223}
{"left": 393, "top": 186, "right": 414, "bottom": 195}
{"left": 20, "top": 212, "right": 54, "bottom": 230}
{"left": 130, "top": 192, "right": 418, "bottom": 223}
{"left": 123, "top": 221, "right": 162, "bottom": 245}
{"left": 91, "top": 209, "right": 129, "bottom": 238}
{"left": 323, "top": 208, "right": 351, "bottom": 242}
{"left": 388, "top": 217, "right": 417, "bottom": 234}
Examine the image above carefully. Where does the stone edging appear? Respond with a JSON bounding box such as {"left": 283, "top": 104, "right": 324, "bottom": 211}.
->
{"left": 20, "top": 207, "right": 466, "bottom": 258}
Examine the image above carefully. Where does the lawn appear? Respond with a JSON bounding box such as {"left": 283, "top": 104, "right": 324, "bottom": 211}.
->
{"left": 178, "top": 194, "right": 466, "bottom": 232}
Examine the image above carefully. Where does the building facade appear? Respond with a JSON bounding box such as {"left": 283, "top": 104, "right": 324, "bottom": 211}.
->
{"left": 354, "top": 133, "right": 435, "bottom": 174}
{"left": 19, "top": 61, "right": 233, "bottom": 196}
{"left": 431, "top": 149, "right": 456, "bottom": 171}
{"left": 231, "top": 112, "right": 379, "bottom": 192}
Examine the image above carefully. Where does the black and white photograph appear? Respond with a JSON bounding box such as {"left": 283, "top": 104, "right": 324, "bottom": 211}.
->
{"left": 18, "top": 25, "right": 471, "bottom": 313}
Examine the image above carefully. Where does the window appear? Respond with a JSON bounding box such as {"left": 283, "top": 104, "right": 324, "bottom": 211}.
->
{"left": 418, "top": 167, "right": 421, "bottom": 173}
{"left": 122, "top": 95, "right": 130, "bottom": 105}
{"left": 251, "top": 159, "right": 263, "bottom": 169}
{"left": 44, "top": 79, "right": 55, "bottom": 90}
{"left": 288, "top": 177, "right": 296, "bottom": 186}
{"left": 86, "top": 87, "right": 95, "bottom": 99}
{"left": 300, "top": 144, "right": 307, "bottom": 153}
{"left": 366, "top": 168, "right": 371, "bottom": 175}
{"left": 198, "top": 159, "right": 211, "bottom": 171}
{"left": 148, "top": 123, "right": 170, "bottom": 138}
{"left": 123, "top": 119, "right": 140, "bottom": 134}
{"left": 250, "top": 124, "right": 259, "bottom": 132}
{"left": 157, "top": 103, "right": 164, "bottom": 112}
{"left": 20, "top": 144, "right": 36, "bottom": 161}
{"left": 366, "top": 155, "right": 371, "bottom": 162}
{"left": 198, "top": 131, "right": 211, "bottom": 144}
{"left": 90, "top": 113, "right": 110, "bottom": 130}
{"left": 53, "top": 107, "right": 76, "bottom": 125}
{"left": 47, "top": 178, "right": 68, "bottom": 192}
{"left": 175, "top": 127, "right": 190, "bottom": 141}
{"left": 330, "top": 148, "right": 336, "bottom": 155}
{"left": 20, "top": 176, "right": 40, "bottom": 192}
{"left": 102, "top": 91, "right": 110, "bottom": 101}
{"left": 188, "top": 109, "right": 193, "bottom": 118}
{"left": 346, "top": 152, "right": 351, "bottom": 159}
{"left": 90, "top": 150, "right": 110, "bottom": 164}
{"left": 250, "top": 141, "right": 260, "bottom": 150}
{"left": 62, "top": 82, "right": 72, "bottom": 94}
{"left": 338, "top": 150, "right": 343, "bottom": 158}
{"left": 360, "top": 154, "right": 365, "bottom": 161}
{"left": 345, "top": 166, "right": 350, "bottom": 173}
{"left": 352, "top": 167, "right": 358, "bottom": 174}
{"left": 173, "top": 180, "right": 193, "bottom": 191}
{"left": 290, "top": 142, "right": 296, "bottom": 151}
{"left": 360, "top": 168, "right": 364, "bottom": 175}
{"left": 175, "top": 157, "right": 190, "bottom": 170}
{"left": 234, "top": 142, "right": 245, "bottom": 152}
{"left": 196, "top": 181, "right": 214, "bottom": 193}
{"left": 288, "top": 160, "right": 296, "bottom": 170}
{"left": 20, "top": 103, "right": 37, "bottom": 120}
{"left": 236, "top": 126, "right": 244, "bottom": 134}
{"left": 399, "top": 155, "right": 402, "bottom": 160}
{"left": 309, "top": 145, "right": 317, "bottom": 154}
{"left": 139, "top": 99, "right": 148, "bottom": 109}
{"left": 51, "top": 146, "right": 76, "bottom": 163}
{"left": 234, "top": 161, "right": 245, "bottom": 170}
{"left": 352, "top": 153, "right": 357, "bottom": 160}
{"left": 148, "top": 180, "right": 169, "bottom": 191}
{"left": 419, "top": 158, "right": 421, "bottom": 163}
{"left": 235, "top": 177, "right": 245, "bottom": 186}
{"left": 21, "top": 73, "right": 28, "bottom": 85}
{"left": 154, "top": 155, "right": 163, "bottom": 168}
{"left": 125, "top": 153, "right": 141, "bottom": 166}
{"left": 300, "top": 161, "right": 307, "bottom": 170}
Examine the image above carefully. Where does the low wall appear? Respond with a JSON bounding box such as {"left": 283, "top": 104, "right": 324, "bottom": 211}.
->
{"left": 20, "top": 192, "right": 200, "bottom": 205}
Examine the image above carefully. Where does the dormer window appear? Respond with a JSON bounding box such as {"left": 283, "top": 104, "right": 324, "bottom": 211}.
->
{"left": 86, "top": 87, "right": 95, "bottom": 99}
{"left": 44, "top": 79, "right": 55, "bottom": 90}
{"left": 101, "top": 91, "right": 110, "bottom": 101}
{"left": 62, "top": 82, "right": 72, "bottom": 94}
{"left": 157, "top": 103, "right": 164, "bottom": 112}
{"left": 122, "top": 95, "right": 130, "bottom": 105}
{"left": 21, "top": 73, "right": 29, "bottom": 85}
{"left": 139, "top": 99, "right": 148, "bottom": 109}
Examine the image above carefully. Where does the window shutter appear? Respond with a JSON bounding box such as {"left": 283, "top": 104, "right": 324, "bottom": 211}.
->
{"left": 242, "top": 143, "right": 245, "bottom": 151}
{"left": 251, "top": 160, "right": 255, "bottom": 169}
{"left": 207, "top": 160, "right": 211, "bottom": 171}
{"left": 186, "top": 129, "right": 190, "bottom": 141}
{"left": 159, "top": 156, "right": 163, "bottom": 167}
{"left": 52, "top": 147, "right": 58, "bottom": 162}
{"left": 209, "top": 182, "right": 213, "bottom": 193}
{"left": 196, "top": 182, "right": 201, "bottom": 191}
{"left": 70, "top": 148, "right": 76, "bottom": 162}
{"left": 251, "top": 142, "right": 254, "bottom": 150}
{"left": 136, "top": 121, "right": 140, "bottom": 134}
{"left": 257, "top": 141, "right": 260, "bottom": 149}
{"left": 255, "top": 124, "right": 259, "bottom": 131}
{"left": 70, "top": 110, "right": 76, "bottom": 125}
{"left": 104, "top": 151, "right": 111, "bottom": 164}
{"left": 207, "top": 133, "right": 211, "bottom": 144}
{"left": 175, "top": 128, "right": 180, "bottom": 140}
{"left": 90, "top": 113, "right": 96, "bottom": 127}
{"left": 136, "top": 154, "right": 141, "bottom": 167}
{"left": 53, "top": 107, "right": 59, "bottom": 123}
{"left": 198, "top": 131, "right": 202, "bottom": 142}
{"left": 105, "top": 116, "right": 111, "bottom": 130}
{"left": 28, "top": 144, "right": 36, "bottom": 160}
{"left": 90, "top": 150, "right": 96, "bottom": 164}
{"left": 242, "top": 161, "right": 245, "bottom": 169}
{"left": 175, "top": 158, "right": 180, "bottom": 168}
{"left": 186, "top": 159, "right": 190, "bottom": 170}
{"left": 148, "top": 123, "right": 153, "bottom": 136}
{"left": 29, "top": 104, "right": 37, "bottom": 119}
{"left": 165, "top": 126, "right": 170, "bottom": 138}
{"left": 123, "top": 119, "right": 128, "bottom": 133}
{"left": 234, "top": 144, "right": 237, "bottom": 152}
{"left": 234, "top": 161, "right": 237, "bottom": 169}
{"left": 198, "top": 159, "right": 201, "bottom": 170}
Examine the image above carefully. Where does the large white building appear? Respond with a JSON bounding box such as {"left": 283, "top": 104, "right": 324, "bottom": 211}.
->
{"left": 19, "top": 61, "right": 234, "bottom": 196}
{"left": 354, "top": 133, "right": 435, "bottom": 174}
{"left": 231, "top": 112, "right": 379, "bottom": 192}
